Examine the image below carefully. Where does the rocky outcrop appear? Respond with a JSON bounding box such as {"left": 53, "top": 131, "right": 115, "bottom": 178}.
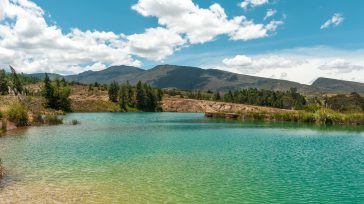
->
{"left": 161, "top": 97, "right": 292, "bottom": 113}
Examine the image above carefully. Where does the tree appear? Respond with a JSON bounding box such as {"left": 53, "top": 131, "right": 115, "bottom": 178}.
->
{"left": 144, "top": 85, "right": 157, "bottom": 112}
{"left": 43, "top": 73, "right": 55, "bottom": 107}
{"left": 119, "top": 85, "right": 128, "bottom": 111}
{"left": 0, "top": 69, "right": 8, "bottom": 95}
{"left": 42, "top": 73, "right": 71, "bottom": 111}
{"left": 136, "top": 81, "right": 145, "bottom": 110}
{"left": 214, "top": 91, "right": 221, "bottom": 101}
{"left": 54, "top": 86, "right": 71, "bottom": 112}
{"left": 9, "top": 66, "right": 23, "bottom": 95}
{"left": 126, "top": 81, "right": 135, "bottom": 108}
{"left": 108, "top": 81, "right": 119, "bottom": 102}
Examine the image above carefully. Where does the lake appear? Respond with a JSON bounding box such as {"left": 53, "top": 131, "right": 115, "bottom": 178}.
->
{"left": 0, "top": 113, "right": 364, "bottom": 203}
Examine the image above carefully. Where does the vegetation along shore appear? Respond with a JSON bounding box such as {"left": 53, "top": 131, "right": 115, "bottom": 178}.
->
{"left": 1, "top": 66, "right": 364, "bottom": 136}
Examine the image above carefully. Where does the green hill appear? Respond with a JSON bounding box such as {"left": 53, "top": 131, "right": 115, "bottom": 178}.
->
{"left": 312, "top": 77, "right": 364, "bottom": 94}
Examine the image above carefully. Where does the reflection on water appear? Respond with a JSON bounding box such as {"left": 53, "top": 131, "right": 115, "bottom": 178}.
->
{"left": 0, "top": 113, "right": 364, "bottom": 203}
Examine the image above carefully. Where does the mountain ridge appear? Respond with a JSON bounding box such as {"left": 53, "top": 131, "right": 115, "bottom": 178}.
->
{"left": 27, "top": 65, "right": 364, "bottom": 94}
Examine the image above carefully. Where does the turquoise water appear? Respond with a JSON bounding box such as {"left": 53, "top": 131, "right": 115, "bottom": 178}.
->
{"left": 0, "top": 113, "right": 364, "bottom": 203}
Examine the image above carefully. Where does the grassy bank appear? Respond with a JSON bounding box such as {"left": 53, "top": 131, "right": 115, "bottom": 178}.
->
{"left": 206, "top": 109, "right": 364, "bottom": 125}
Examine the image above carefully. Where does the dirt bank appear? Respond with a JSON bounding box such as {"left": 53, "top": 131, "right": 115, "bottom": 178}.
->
{"left": 161, "top": 97, "right": 292, "bottom": 113}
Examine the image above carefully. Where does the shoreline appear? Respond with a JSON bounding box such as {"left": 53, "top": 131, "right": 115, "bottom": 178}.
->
{"left": 205, "top": 111, "right": 364, "bottom": 126}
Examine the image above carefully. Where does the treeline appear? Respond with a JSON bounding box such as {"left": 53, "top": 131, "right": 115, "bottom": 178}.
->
{"left": 0, "top": 66, "right": 41, "bottom": 96}
{"left": 184, "top": 88, "right": 307, "bottom": 110}
{"left": 108, "top": 81, "right": 163, "bottom": 112}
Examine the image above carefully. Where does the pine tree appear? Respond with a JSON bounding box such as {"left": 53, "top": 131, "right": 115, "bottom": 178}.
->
{"left": 43, "top": 73, "right": 55, "bottom": 108}
{"left": 214, "top": 91, "right": 221, "bottom": 101}
{"left": 136, "top": 81, "right": 145, "bottom": 110}
{"left": 126, "top": 81, "right": 135, "bottom": 108}
{"left": 119, "top": 85, "right": 128, "bottom": 111}
{"left": 9, "top": 66, "right": 23, "bottom": 95}
{"left": 0, "top": 69, "right": 9, "bottom": 95}
{"left": 108, "top": 81, "right": 119, "bottom": 102}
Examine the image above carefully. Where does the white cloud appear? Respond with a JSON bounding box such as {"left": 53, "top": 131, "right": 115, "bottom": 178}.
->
{"left": 230, "top": 19, "right": 283, "bottom": 41}
{"left": 240, "top": 0, "right": 269, "bottom": 9}
{"left": 218, "top": 47, "right": 364, "bottom": 84}
{"left": 127, "top": 27, "right": 186, "bottom": 61}
{"left": 0, "top": 0, "right": 9, "bottom": 20}
{"left": 319, "top": 59, "right": 364, "bottom": 73}
{"left": 132, "top": 0, "right": 282, "bottom": 44}
{"left": 320, "top": 13, "right": 344, "bottom": 29}
{"left": 222, "top": 54, "right": 303, "bottom": 74}
{"left": 0, "top": 0, "right": 141, "bottom": 74}
{"left": 264, "top": 9, "right": 276, "bottom": 20}
{"left": 0, "top": 0, "right": 284, "bottom": 74}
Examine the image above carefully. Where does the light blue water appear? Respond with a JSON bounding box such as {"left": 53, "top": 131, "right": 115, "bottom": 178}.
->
{"left": 0, "top": 113, "right": 364, "bottom": 203}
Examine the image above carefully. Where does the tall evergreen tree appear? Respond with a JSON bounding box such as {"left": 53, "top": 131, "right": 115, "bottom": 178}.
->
{"left": 9, "top": 66, "right": 23, "bottom": 95}
{"left": 119, "top": 85, "right": 128, "bottom": 111}
{"left": 43, "top": 73, "right": 54, "bottom": 107}
{"left": 42, "top": 73, "right": 71, "bottom": 111}
{"left": 214, "top": 91, "right": 221, "bottom": 101}
{"left": 0, "top": 69, "right": 9, "bottom": 95}
{"left": 108, "top": 81, "right": 119, "bottom": 102}
{"left": 136, "top": 81, "right": 145, "bottom": 110}
{"left": 126, "top": 81, "right": 135, "bottom": 108}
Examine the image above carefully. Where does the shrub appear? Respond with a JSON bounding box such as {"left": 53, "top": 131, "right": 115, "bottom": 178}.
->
{"left": 44, "top": 115, "right": 63, "bottom": 125}
{"left": 303, "top": 105, "right": 321, "bottom": 113}
{"left": 71, "top": 119, "right": 80, "bottom": 125}
{"left": 1, "top": 120, "right": 7, "bottom": 133}
{"left": 7, "top": 102, "right": 28, "bottom": 126}
{"left": 32, "top": 113, "right": 44, "bottom": 125}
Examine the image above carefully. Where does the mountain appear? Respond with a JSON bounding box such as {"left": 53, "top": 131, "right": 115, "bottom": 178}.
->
{"left": 312, "top": 77, "right": 364, "bottom": 94}
{"left": 27, "top": 65, "right": 364, "bottom": 94}
{"left": 28, "top": 73, "right": 62, "bottom": 80}
{"left": 128, "top": 65, "right": 318, "bottom": 93}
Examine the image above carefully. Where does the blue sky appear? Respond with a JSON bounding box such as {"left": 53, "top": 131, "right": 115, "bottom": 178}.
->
{"left": 1, "top": 0, "right": 364, "bottom": 84}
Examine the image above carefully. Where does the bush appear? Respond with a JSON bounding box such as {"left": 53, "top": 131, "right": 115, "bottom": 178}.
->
{"left": 32, "top": 113, "right": 44, "bottom": 125}
{"left": 1, "top": 120, "right": 7, "bottom": 133}
{"left": 71, "top": 119, "right": 80, "bottom": 125}
{"left": 7, "top": 102, "right": 28, "bottom": 127}
{"left": 44, "top": 115, "right": 63, "bottom": 125}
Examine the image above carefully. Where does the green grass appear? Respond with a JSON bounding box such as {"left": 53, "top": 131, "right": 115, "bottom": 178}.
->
{"left": 43, "top": 115, "right": 63, "bottom": 125}
{"left": 214, "top": 108, "right": 364, "bottom": 126}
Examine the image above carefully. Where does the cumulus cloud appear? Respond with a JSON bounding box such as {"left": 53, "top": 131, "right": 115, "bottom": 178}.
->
{"left": 0, "top": 0, "right": 283, "bottom": 74}
{"left": 240, "top": 0, "right": 269, "bottom": 9}
{"left": 215, "top": 47, "right": 364, "bottom": 84}
{"left": 319, "top": 59, "right": 364, "bottom": 73}
{"left": 0, "top": 0, "right": 141, "bottom": 74}
{"left": 127, "top": 27, "right": 186, "bottom": 61}
{"left": 320, "top": 13, "right": 344, "bottom": 29}
{"left": 0, "top": 0, "right": 9, "bottom": 20}
{"left": 264, "top": 9, "right": 276, "bottom": 20}
{"left": 222, "top": 54, "right": 304, "bottom": 74}
{"left": 230, "top": 19, "right": 283, "bottom": 41}
{"left": 132, "top": 0, "right": 282, "bottom": 43}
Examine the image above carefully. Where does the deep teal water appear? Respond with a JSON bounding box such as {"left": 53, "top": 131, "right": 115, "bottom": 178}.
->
{"left": 0, "top": 113, "right": 364, "bottom": 203}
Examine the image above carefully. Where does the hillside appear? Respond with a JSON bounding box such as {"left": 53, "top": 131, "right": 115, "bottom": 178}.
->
{"left": 27, "top": 64, "right": 364, "bottom": 94}
{"left": 312, "top": 77, "right": 364, "bottom": 94}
